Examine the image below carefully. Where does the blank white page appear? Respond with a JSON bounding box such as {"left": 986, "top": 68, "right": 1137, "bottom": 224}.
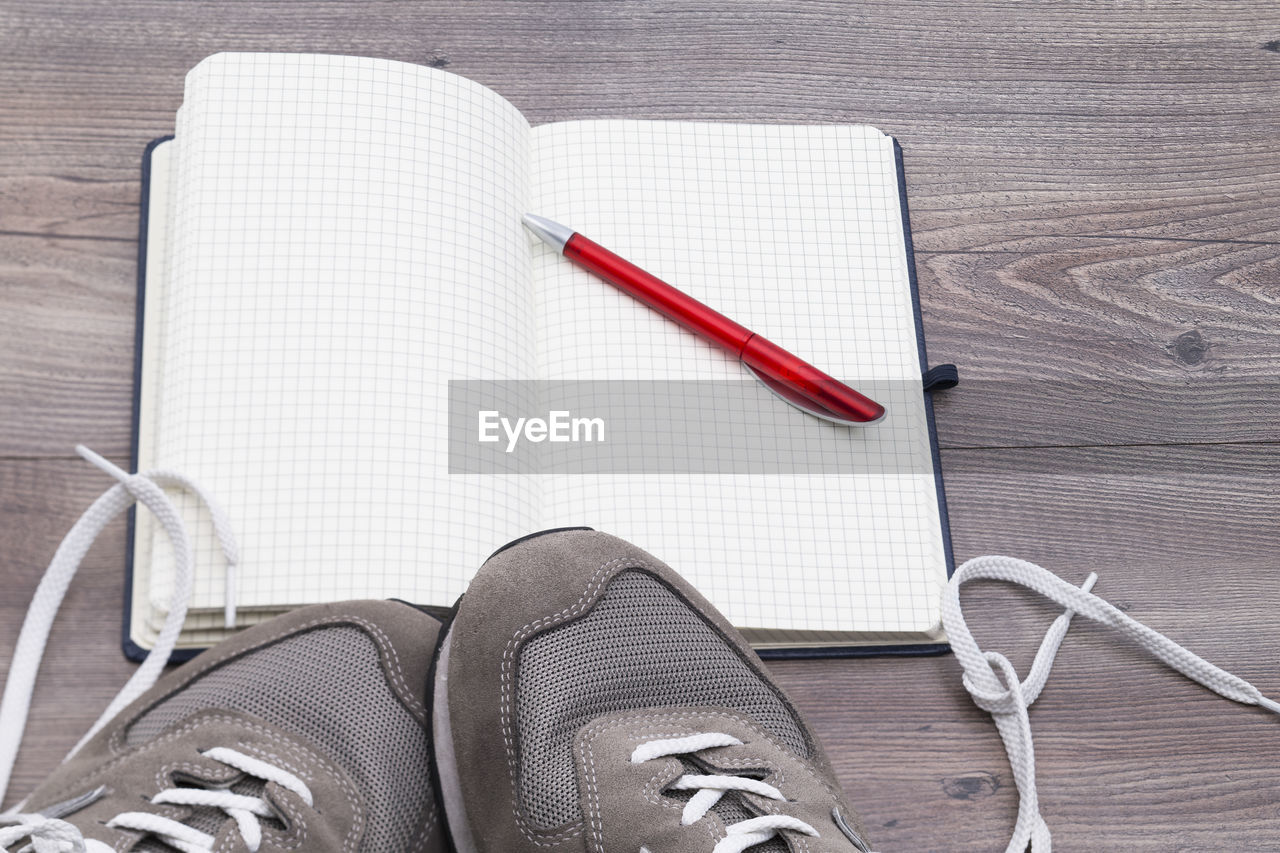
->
{"left": 143, "top": 53, "right": 540, "bottom": 615}
{"left": 529, "top": 121, "right": 946, "bottom": 641}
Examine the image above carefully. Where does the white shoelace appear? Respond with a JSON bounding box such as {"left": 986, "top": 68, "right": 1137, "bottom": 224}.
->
{"left": 106, "top": 746, "right": 312, "bottom": 853}
{"left": 0, "top": 747, "right": 310, "bottom": 853}
{"left": 632, "top": 733, "right": 823, "bottom": 853}
{"left": 0, "top": 813, "right": 112, "bottom": 853}
{"left": 943, "top": 555, "right": 1280, "bottom": 853}
{"left": 0, "top": 446, "right": 240, "bottom": 850}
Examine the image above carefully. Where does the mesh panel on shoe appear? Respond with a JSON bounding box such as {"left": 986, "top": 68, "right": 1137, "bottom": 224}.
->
{"left": 125, "top": 625, "right": 429, "bottom": 853}
{"left": 515, "top": 569, "right": 811, "bottom": 829}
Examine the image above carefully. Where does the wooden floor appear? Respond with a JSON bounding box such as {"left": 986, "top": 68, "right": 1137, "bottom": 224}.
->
{"left": 3, "top": 2, "right": 1278, "bottom": 849}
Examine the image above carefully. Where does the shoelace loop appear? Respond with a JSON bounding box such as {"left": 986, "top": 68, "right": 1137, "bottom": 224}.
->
{"left": 0, "top": 447, "right": 238, "bottom": 811}
{"left": 0, "top": 813, "right": 114, "bottom": 852}
{"left": 943, "top": 555, "right": 1280, "bottom": 853}
{"left": 631, "top": 733, "right": 820, "bottom": 853}
{"left": 0, "top": 447, "right": 241, "bottom": 853}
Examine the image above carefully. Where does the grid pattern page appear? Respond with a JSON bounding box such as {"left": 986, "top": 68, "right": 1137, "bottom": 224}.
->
{"left": 148, "top": 53, "right": 539, "bottom": 614}
{"left": 530, "top": 121, "right": 945, "bottom": 636}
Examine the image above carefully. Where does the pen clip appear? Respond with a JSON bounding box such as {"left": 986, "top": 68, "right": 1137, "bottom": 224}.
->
{"left": 743, "top": 364, "right": 884, "bottom": 426}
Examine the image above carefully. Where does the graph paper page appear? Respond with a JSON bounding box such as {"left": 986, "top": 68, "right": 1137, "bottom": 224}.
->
{"left": 530, "top": 121, "right": 946, "bottom": 638}
{"left": 146, "top": 53, "right": 539, "bottom": 614}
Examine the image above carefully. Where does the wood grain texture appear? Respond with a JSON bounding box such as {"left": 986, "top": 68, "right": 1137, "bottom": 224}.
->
{"left": 0, "top": 234, "right": 137, "bottom": 457}
{"left": 781, "top": 441, "right": 1280, "bottom": 851}
{"left": 4, "top": 1, "right": 1280, "bottom": 455}
{"left": 1, "top": 1, "right": 1278, "bottom": 850}
{"left": 0, "top": 459, "right": 137, "bottom": 800}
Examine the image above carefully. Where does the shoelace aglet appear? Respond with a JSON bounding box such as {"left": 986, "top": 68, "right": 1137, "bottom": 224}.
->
{"left": 76, "top": 445, "right": 129, "bottom": 482}
{"left": 1257, "top": 695, "right": 1280, "bottom": 716}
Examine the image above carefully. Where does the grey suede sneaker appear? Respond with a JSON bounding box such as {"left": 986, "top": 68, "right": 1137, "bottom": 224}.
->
{"left": 3, "top": 601, "right": 447, "bottom": 853}
{"left": 431, "top": 528, "right": 874, "bottom": 853}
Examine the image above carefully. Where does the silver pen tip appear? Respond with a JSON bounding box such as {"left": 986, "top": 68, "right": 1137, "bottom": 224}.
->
{"left": 522, "top": 214, "right": 574, "bottom": 254}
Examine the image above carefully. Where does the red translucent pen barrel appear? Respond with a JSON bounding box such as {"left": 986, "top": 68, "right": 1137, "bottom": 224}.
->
{"left": 564, "top": 232, "right": 754, "bottom": 352}
{"left": 563, "top": 232, "right": 885, "bottom": 424}
{"left": 740, "top": 335, "right": 885, "bottom": 423}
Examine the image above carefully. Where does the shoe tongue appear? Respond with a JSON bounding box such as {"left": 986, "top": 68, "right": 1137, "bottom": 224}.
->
{"left": 134, "top": 777, "right": 272, "bottom": 853}
{"left": 674, "top": 757, "right": 789, "bottom": 853}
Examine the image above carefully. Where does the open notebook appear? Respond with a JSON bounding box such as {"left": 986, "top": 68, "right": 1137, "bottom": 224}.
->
{"left": 129, "top": 52, "right": 955, "bottom": 659}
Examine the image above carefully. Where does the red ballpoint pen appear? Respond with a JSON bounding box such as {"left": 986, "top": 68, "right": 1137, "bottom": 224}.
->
{"left": 522, "top": 214, "right": 885, "bottom": 425}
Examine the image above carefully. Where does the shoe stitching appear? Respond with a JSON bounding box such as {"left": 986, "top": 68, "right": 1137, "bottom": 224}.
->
{"left": 498, "top": 555, "right": 635, "bottom": 844}
{"left": 579, "top": 722, "right": 723, "bottom": 851}
{"left": 92, "top": 610, "right": 436, "bottom": 850}
{"left": 108, "top": 611, "right": 430, "bottom": 759}
{"left": 237, "top": 738, "right": 362, "bottom": 853}
{"left": 39, "top": 714, "right": 365, "bottom": 853}
{"left": 212, "top": 829, "right": 241, "bottom": 853}
{"left": 235, "top": 692, "right": 439, "bottom": 848}
{"left": 155, "top": 758, "right": 240, "bottom": 793}
{"left": 237, "top": 741, "right": 331, "bottom": 852}
{"left": 94, "top": 610, "right": 434, "bottom": 850}
{"left": 580, "top": 713, "right": 606, "bottom": 852}
{"left": 491, "top": 547, "right": 830, "bottom": 847}
{"left": 259, "top": 773, "right": 308, "bottom": 851}
{"left": 152, "top": 758, "right": 261, "bottom": 849}
{"left": 576, "top": 709, "right": 838, "bottom": 853}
